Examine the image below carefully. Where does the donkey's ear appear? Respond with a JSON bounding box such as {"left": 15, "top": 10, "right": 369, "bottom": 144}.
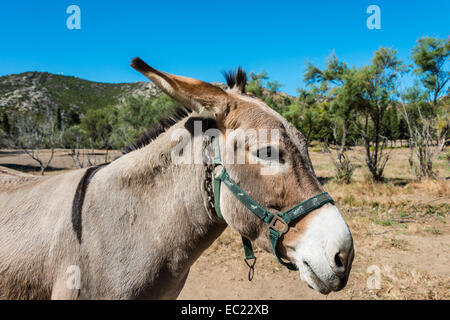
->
{"left": 131, "top": 58, "right": 228, "bottom": 117}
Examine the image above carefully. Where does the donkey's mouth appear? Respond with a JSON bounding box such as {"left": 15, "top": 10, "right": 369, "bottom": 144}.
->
{"left": 300, "top": 261, "right": 332, "bottom": 295}
{"left": 300, "top": 259, "right": 351, "bottom": 294}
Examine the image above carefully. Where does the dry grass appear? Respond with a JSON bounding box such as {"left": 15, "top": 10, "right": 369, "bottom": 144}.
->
{"left": 345, "top": 262, "right": 450, "bottom": 300}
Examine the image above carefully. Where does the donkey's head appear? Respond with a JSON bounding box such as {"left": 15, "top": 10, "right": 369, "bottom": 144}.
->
{"left": 131, "top": 58, "right": 354, "bottom": 294}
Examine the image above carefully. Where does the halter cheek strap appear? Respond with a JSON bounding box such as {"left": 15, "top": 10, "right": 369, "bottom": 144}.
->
{"left": 210, "top": 137, "right": 334, "bottom": 275}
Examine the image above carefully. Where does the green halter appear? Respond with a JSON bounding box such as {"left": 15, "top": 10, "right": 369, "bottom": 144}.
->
{"left": 210, "top": 137, "right": 334, "bottom": 275}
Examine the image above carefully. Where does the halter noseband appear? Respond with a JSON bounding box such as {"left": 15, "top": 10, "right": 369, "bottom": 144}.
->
{"left": 208, "top": 136, "right": 334, "bottom": 276}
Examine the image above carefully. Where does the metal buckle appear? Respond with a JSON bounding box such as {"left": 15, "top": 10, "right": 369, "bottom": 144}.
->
{"left": 213, "top": 163, "right": 224, "bottom": 179}
{"left": 268, "top": 214, "right": 289, "bottom": 235}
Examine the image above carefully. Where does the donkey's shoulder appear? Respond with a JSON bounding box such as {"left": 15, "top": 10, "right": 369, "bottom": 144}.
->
{"left": 0, "top": 166, "right": 41, "bottom": 193}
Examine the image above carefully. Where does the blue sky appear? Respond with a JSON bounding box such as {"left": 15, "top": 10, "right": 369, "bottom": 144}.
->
{"left": 0, "top": 0, "right": 448, "bottom": 95}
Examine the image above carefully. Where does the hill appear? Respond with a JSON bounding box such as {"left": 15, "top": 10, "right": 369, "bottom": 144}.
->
{"left": 0, "top": 72, "right": 161, "bottom": 116}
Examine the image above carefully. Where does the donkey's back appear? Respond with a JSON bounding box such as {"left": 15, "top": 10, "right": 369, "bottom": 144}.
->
{"left": 0, "top": 166, "right": 40, "bottom": 193}
{"left": 0, "top": 167, "right": 88, "bottom": 299}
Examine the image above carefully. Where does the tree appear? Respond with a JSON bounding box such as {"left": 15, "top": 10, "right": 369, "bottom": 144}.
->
{"left": 402, "top": 36, "right": 449, "bottom": 179}
{"left": 63, "top": 125, "right": 88, "bottom": 168}
{"left": 56, "top": 107, "right": 63, "bottom": 131}
{"left": 382, "top": 105, "right": 400, "bottom": 146}
{"left": 411, "top": 36, "right": 450, "bottom": 106}
{"left": 398, "top": 116, "right": 410, "bottom": 146}
{"left": 110, "top": 95, "right": 179, "bottom": 149}
{"left": 80, "top": 107, "right": 115, "bottom": 149}
{"left": 401, "top": 85, "right": 448, "bottom": 179}
{"left": 303, "top": 54, "right": 357, "bottom": 183}
{"left": 11, "top": 107, "right": 62, "bottom": 175}
{"left": 1, "top": 112, "right": 11, "bottom": 135}
{"left": 246, "top": 71, "right": 269, "bottom": 97}
{"left": 267, "top": 80, "right": 284, "bottom": 95}
{"left": 0, "top": 128, "right": 7, "bottom": 148}
{"left": 355, "top": 48, "right": 407, "bottom": 181}
{"left": 283, "top": 90, "right": 315, "bottom": 141}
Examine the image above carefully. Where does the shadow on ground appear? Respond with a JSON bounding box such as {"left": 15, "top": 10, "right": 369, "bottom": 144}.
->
{"left": 317, "top": 176, "right": 333, "bottom": 184}
{"left": 0, "top": 150, "right": 26, "bottom": 157}
{"left": 0, "top": 163, "right": 65, "bottom": 174}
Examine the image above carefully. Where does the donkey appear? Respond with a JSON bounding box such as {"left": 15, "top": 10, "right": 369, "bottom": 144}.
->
{"left": 0, "top": 58, "right": 354, "bottom": 299}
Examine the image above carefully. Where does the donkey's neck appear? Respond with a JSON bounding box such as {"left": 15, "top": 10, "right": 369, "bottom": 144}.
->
{"left": 85, "top": 117, "right": 226, "bottom": 298}
{"left": 106, "top": 116, "right": 225, "bottom": 240}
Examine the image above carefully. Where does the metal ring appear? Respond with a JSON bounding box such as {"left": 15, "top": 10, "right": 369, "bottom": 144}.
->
{"left": 244, "top": 257, "right": 257, "bottom": 281}
{"left": 268, "top": 215, "right": 289, "bottom": 235}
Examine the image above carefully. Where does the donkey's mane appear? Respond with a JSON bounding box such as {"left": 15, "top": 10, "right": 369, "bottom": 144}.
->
{"left": 122, "top": 106, "right": 191, "bottom": 154}
{"left": 123, "top": 67, "right": 248, "bottom": 154}
{"left": 223, "top": 67, "right": 247, "bottom": 94}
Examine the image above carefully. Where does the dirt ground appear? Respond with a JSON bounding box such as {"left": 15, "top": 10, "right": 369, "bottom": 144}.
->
{"left": 1, "top": 146, "right": 449, "bottom": 299}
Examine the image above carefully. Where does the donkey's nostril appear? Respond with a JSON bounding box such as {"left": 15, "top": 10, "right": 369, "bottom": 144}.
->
{"left": 334, "top": 252, "right": 344, "bottom": 268}
{"left": 328, "top": 250, "right": 348, "bottom": 277}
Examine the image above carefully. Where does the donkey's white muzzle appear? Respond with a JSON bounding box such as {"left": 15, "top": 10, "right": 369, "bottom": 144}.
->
{"left": 293, "top": 204, "right": 354, "bottom": 294}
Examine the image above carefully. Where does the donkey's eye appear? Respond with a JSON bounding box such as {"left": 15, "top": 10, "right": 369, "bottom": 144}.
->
{"left": 256, "top": 147, "right": 272, "bottom": 159}
{"left": 255, "top": 146, "right": 284, "bottom": 163}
